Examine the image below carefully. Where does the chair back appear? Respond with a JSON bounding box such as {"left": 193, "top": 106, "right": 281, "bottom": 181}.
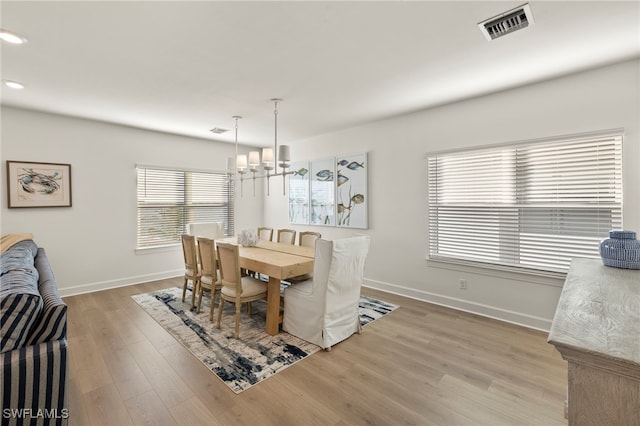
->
{"left": 282, "top": 235, "right": 370, "bottom": 349}
{"left": 187, "top": 222, "right": 224, "bottom": 239}
{"left": 325, "top": 235, "right": 370, "bottom": 315}
{"left": 299, "top": 231, "right": 321, "bottom": 247}
{"left": 216, "top": 242, "right": 242, "bottom": 296}
{"left": 196, "top": 237, "right": 217, "bottom": 278}
{"left": 277, "top": 229, "right": 296, "bottom": 245}
{"left": 257, "top": 227, "right": 273, "bottom": 241}
{"left": 182, "top": 234, "right": 198, "bottom": 273}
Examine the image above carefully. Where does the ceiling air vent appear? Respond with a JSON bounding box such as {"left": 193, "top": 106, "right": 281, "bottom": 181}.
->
{"left": 478, "top": 3, "right": 534, "bottom": 41}
{"left": 209, "top": 127, "right": 229, "bottom": 134}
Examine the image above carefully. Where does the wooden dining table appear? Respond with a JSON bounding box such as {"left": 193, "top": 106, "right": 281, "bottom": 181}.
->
{"left": 219, "top": 238, "right": 315, "bottom": 335}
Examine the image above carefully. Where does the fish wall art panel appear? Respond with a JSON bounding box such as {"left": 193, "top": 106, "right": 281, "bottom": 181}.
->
{"left": 288, "top": 161, "right": 310, "bottom": 224}
{"left": 336, "top": 153, "right": 368, "bottom": 229}
{"left": 310, "top": 157, "right": 336, "bottom": 226}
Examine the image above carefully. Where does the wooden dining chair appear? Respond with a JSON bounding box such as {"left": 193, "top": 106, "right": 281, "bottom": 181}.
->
{"left": 257, "top": 227, "right": 273, "bottom": 241}
{"left": 288, "top": 231, "right": 321, "bottom": 283}
{"left": 181, "top": 234, "right": 200, "bottom": 308}
{"left": 196, "top": 237, "right": 221, "bottom": 321}
{"left": 277, "top": 229, "right": 296, "bottom": 245}
{"left": 299, "top": 231, "right": 321, "bottom": 247}
{"left": 216, "top": 242, "right": 268, "bottom": 338}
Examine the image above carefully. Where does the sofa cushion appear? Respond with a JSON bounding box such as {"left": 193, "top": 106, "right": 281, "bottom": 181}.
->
{"left": 26, "top": 248, "right": 67, "bottom": 344}
{"left": 1, "top": 293, "right": 43, "bottom": 352}
{"left": 0, "top": 239, "right": 44, "bottom": 353}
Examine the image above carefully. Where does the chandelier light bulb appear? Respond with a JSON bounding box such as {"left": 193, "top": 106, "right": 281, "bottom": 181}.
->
{"left": 3, "top": 80, "right": 24, "bottom": 89}
{"left": 0, "top": 29, "right": 27, "bottom": 44}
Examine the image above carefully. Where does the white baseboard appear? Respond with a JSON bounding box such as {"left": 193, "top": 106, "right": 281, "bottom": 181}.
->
{"left": 59, "top": 270, "right": 182, "bottom": 298}
{"left": 59, "top": 271, "right": 552, "bottom": 332}
{"left": 362, "top": 277, "right": 553, "bottom": 332}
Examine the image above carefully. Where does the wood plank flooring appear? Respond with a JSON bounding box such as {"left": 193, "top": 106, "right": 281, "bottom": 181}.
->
{"left": 65, "top": 278, "right": 567, "bottom": 425}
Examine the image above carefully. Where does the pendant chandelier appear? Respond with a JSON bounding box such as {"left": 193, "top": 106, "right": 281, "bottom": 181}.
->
{"left": 229, "top": 98, "right": 293, "bottom": 197}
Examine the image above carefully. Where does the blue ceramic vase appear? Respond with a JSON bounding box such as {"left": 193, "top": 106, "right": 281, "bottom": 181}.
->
{"left": 599, "top": 230, "right": 640, "bottom": 270}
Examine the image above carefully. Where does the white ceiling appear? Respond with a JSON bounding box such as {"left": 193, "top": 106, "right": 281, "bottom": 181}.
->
{"left": 1, "top": 1, "right": 639, "bottom": 147}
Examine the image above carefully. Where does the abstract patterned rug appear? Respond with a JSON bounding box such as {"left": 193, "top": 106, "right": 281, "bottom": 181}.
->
{"left": 131, "top": 286, "right": 398, "bottom": 393}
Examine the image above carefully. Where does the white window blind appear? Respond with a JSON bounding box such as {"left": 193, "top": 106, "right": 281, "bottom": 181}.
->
{"left": 136, "top": 166, "right": 234, "bottom": 249}
{"left": 427, "top": 133, "right": 623, "bottom": 275}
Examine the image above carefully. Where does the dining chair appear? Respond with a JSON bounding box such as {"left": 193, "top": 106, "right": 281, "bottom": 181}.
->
{"left": 277, "top": 229, "right": 296, "bottom": 245}
{"left": 298, "top": 231, "right": 321, "bottom": 247}
{"left": 286, "top": 231, "right": 322, "bottom": 283}
{"left": 187, "top": 222, "right": 224, "bottom": 267}
{"left": 283, "top": 235, "right": 370, "bottom": 350}
{"left": 181, "top": 234, "right": 200, "bottom": 308}
{"left": 216, "top": 242, "right": 268, "bottom": 338}
{"left": 187, "top": 222, "right": 224, "bottom": 240}
{"left": 196, "top": 237, "right": 222, "bottom": 321}
{"left": 257, "top": 227, "right": 273, "bottom": 241}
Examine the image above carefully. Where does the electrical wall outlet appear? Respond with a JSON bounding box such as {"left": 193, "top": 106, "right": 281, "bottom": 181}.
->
{"left": 459, "top": 279, "right": 467, "bottom": 289}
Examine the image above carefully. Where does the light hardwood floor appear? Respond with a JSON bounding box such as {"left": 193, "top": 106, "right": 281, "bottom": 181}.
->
{"left": 65, "top": 278, "right": 567, "bottom": 425}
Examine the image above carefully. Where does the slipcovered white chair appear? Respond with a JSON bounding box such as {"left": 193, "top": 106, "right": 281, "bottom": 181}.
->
{"left": 187, "top": 222, "right": 224, "bottom": 240}
{"left": 283, "top": 235, "right": 370, "bottom": 350}
{"left": 187, "top": 222, "right": 224, "bottom": 267}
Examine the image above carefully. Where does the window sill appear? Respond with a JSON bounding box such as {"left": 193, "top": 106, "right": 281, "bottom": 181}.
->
{"left": 135, "top": 244, "right": 181, "bottom": 255}
{"left": 426, "top": 257, "right": 567, "bottom": 287}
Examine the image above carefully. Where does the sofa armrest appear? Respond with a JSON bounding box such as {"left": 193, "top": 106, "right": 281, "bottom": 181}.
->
{"left": 1, "top": 339, "right": 69, "bottom": 426}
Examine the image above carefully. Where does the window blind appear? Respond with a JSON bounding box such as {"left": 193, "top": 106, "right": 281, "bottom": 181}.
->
{"left": 427, "top": 133, "right": 623, "bottom": 274}
{"left": 136, "top": 166, "right": 234, "bottom": 249}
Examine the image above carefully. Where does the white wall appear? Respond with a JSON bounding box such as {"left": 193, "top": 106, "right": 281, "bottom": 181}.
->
{"left": 264, "top": 59, "right": 640, "bottom": 330}
{"left": 2, "top": 60, "right": 637, "bottom": 330}
{"left": 1, "top": 108, "right": 263, "bottom": 295}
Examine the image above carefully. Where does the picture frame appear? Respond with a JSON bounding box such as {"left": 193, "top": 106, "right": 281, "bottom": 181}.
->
{"left": 336, "top": 152, "right": 368, "bottom": 229}
{"left": 6, "top": 161, "right": 72, "bottom": 208}
{"left": 310, "top": 157, "right": 336, "bottom": 226}
{"left": 288, "top": 161, "right": 310, "bottom": 224}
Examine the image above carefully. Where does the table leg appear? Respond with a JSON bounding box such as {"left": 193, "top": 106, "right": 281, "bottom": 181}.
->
{"left": 266, "top": 276, "right": 281, "bottom": 335}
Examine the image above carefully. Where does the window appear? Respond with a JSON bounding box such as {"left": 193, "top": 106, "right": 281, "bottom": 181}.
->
{"left": 427, "top": 132, "right": 623, "bottom": 275}
{"left": 136, "top": 165, "right": 234, "bottom": 249}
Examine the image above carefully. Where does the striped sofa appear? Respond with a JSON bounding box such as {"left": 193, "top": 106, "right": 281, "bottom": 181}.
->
{"left": 1, "top": 240, "right": 68, "bottom": 426}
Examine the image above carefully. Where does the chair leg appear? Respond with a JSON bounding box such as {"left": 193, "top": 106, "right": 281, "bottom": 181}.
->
{"left": 216, "top": 297, "right": 224, "bottom": 329}
{"left": 209, "top": 289, "right": 216, "bottom": 322}
{"left": 357, "top": 318, "right": 362, "bottom": 335}
{"left": 197, "top": 286, "right": 203, "bottom": 314}
{"left": 247, "top": 302, "right": 253, "bottom": 315}
{"left": 234, "top": 302, "right": 241, "bottom": 339}
{"left": 191, "top": 279, "right": 198, "bottom": 308}
{"left": 182, "top": 277, "right": 188, "bottom": 302}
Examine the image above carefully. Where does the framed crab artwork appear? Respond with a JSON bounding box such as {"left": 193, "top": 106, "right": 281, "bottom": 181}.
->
{"left": 6, "top": 161, "right": 72, "bottom": 208}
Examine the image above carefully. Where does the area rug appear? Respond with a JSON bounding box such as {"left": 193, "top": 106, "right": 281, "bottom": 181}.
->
{"left": 131, "top": 286, "right": 398, "bottom": 393}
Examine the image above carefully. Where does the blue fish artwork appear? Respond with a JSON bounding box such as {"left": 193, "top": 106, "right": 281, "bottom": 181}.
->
{"left": 347, "top": 161, "right": 365, "bottom": 170}
{"left": 316, "top": 169, "right": 333, "bottom": 181}
{"left": 337, "top": 159, "right": 349, "bottom": 166}
{"left": 337, "top": 174, "right": 349, "bottom": 186}
{"left": 296, "top": 168, "right": 309, "bottom": 177}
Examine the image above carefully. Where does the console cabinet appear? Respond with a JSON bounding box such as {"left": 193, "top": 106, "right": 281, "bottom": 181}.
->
{"left": 548, "top": 258, "right": 639, "bottom": 426}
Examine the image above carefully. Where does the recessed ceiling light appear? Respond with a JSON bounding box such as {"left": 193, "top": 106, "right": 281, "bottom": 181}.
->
{"left": 0, "top": 29, "right": 27, "bottom": 44}
{"left": 3, "top": 80, "right": 25, "bottom": 90}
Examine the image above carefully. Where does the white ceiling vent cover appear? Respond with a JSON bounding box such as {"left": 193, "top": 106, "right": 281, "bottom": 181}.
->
{"left": 479, "top": 3, "right": 534, "bottom": 41}
{"left": 209, "top": 127, "right": 229, "bottom": 134}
